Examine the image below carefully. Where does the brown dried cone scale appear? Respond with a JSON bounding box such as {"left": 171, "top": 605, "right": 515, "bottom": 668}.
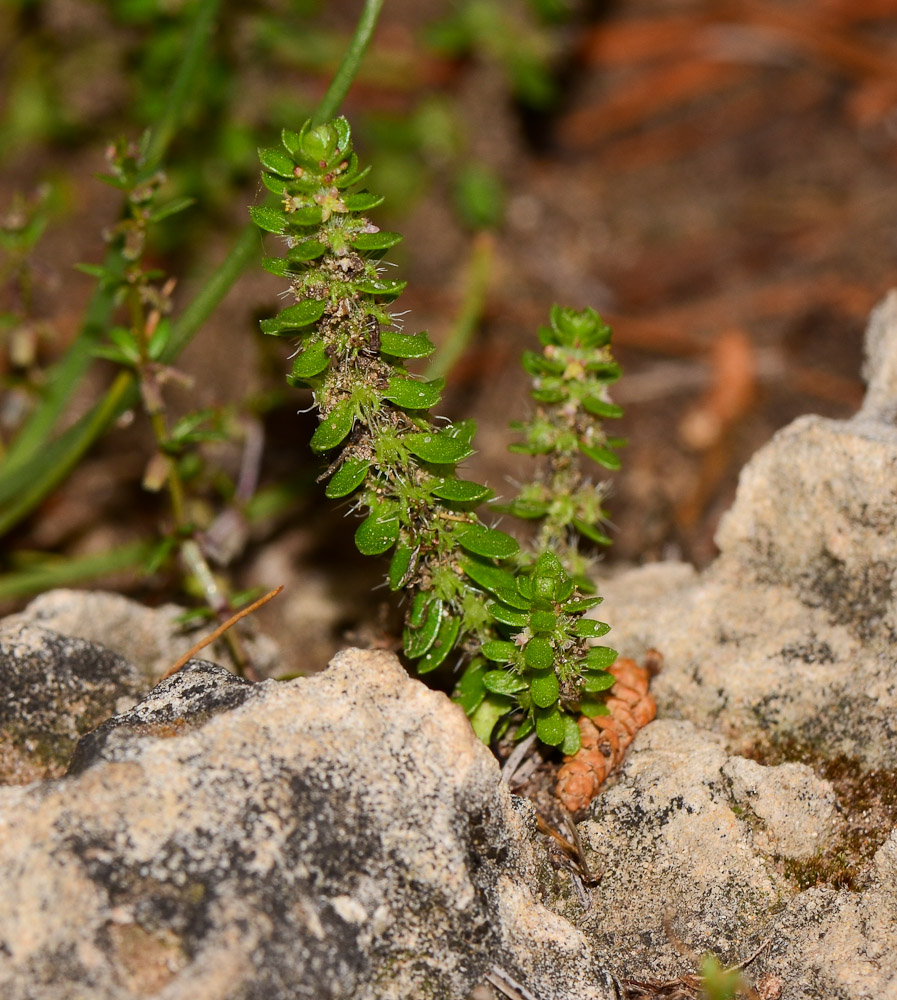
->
{"left": 555, "top": 650, "right": 662, "bottom": 813}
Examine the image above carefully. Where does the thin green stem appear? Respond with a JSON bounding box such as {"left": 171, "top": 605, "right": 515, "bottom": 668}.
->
{"left": 0, "top": 540, "right": 152, "bottom": 601}
{"left": 311, "top": 0, "right": 385, "bottom": 125}
{"left": 425, "top": 233, "right": 494, "bottom": 382}
{"left": 0, "top": 371, "right": 136, "bottom": 536}
{"left": 142, "top": 0, "right": 223, "bottom": 170}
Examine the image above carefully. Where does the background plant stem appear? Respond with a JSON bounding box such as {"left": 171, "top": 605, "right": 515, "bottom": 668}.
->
{"left": 311, "top": 0, "right": 385, "bottom": 126}
{"left": 426, "top": 232, "right": 494, "bottom": 382}
{"left": 0, "top": 0, "right": 223, "bottom": 478}
{"left": 0, "top": 0, "right": 387, "bottom": 582}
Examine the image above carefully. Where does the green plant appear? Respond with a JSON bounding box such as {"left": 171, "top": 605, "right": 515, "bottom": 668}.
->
{"left": 253, "top": 116, "right": 624, "bottom": 753}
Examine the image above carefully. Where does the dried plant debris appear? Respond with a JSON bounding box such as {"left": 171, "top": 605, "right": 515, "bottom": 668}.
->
{"left": 555, "top": 650, "right": 661, "bottom": 813}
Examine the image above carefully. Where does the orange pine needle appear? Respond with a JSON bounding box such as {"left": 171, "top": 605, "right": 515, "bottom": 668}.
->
{"left": 160, "top": 586, "right": 284, "bottom": 681}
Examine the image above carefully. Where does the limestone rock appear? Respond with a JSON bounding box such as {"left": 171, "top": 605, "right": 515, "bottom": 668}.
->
{"left": 766, "top": 831, "right": 897, "bottom": 1000}
{"left": 574, "top": 721, "right": 790, "bottom": 980}
{"left": 0, "top": 622, "right": 144, "bottom": 783}
{"left": 0, "top": 648, "right": 608, "bottom": 1000}
{"left": 597, "top": 310, "right": 897, "bottom": 763}
{"left": 65, "top": 660, "right": 255, "bottom": 775}
{"left": 7, "top": 588, "right": 280, "bottom": 682}
{"left": 720, "top": 756, "right": 842, "bottom": 860}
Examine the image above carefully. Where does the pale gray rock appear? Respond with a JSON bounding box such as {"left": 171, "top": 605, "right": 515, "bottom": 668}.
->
{"left": 720, "top": 756, "right": 842, "bottom": 860}
{"left": 0, "top": 622, "right": 144, "bottom": 783}
{"left": 7, "top": 588, "right": 280, "bottom": 682}
{"left": 598, "top": 329, "right": 897, "bottom": 763}
{"left": 573, "top": 721, "right": 791, "bottom": 980}
{"left": 763, "top": 831, "right": 897, "bottom": 1000}
{"left": 0, "top": 648, "right": 609, "bottom": 1000}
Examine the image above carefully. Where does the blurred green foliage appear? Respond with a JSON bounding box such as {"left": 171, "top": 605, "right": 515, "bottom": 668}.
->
{"left": 0, "top": 0, "right": 581, "bottom": 603}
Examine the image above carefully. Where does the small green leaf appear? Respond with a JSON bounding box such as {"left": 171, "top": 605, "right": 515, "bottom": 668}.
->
{"left": 481, "top": 640, "right": 519, "bottom": 663}
{"left": 417, "top": 613, "right": 461, "bottom": 673}
{"left": 529, "top": 668, "right": 559, "bottom": 707}
{"left": 250, "top": 205, "right": 289, "bottom": 234}
{"left": 352, "top": 278, "right": 407, "bottom": 298}
{"left": 525, "top": 637, "right": 555, "bottom": 672}
{"left": 586, "top": 360, "right": 621, "bottom": 380}
{"left": 404, "top": 431, "right": 474, "bottom": 465}
{"left": 469, "top": 693, "right": 513, "bottom": 744}
{"left": 379, "top": 331, "right": 435, "bottom": 358}
{"left": 349, "top": 230, "right": 402, "bottom": 251}
{"left": 493, "top": 586, "right": 531, "bottom": 611}
{"left": 281, "top": 127, "right": 302, "bottom": 156}
{"left": 75, "top": 262, "right": 110, "bottom": 280}
{"left": 260, "top": 299, "right": 327, "bottom": 335}
{"left": 287, "top": 240, "right": 327, "bottom": 262}
{"left": 259, "top": 146, "right": 296, "bottom": 178}
{"left": 573, "top": 518, "right": 613, "bottom": 546}
{"left": 579, "top": 440, "right": 622, "bottom": 470}
{"left": 521, "top": 350, "right": 564, "bottom": 376}
{"left": 324, "top": 458, "right": 370, "bottom": 498}
{"left": 355, "top": 506, "right": 400, "bottom": 556}
{"left": 310, "top": 400, "right": 355, "bottom": 452}
{"left": 261, "top": 172, "right": 289, "bottom": 196}
{"left": 507, "top": 498, "right": 549, "bottom": 519}
{"left": 573, "top": 619, "right": 611, "bottom": 639}
{"left": 580, "top": 695, "right": 610, "bottom": 718}
{"left": 461, "top": 558, "right": 518, "bottom": 597}
{"left": 148, "top": 196, "right": 195, "bottom": 223}
{"left": 560, "top": 714, "right": 582, "bottom": 756}
{"left": 289, "top": 340, "right": 329, "bottom": 381}
{"left": 285, "top": 206, "right": 325, "bottom": 226}
{"left": 489, "top": 603, "right": 528, "bottom": 628}
{"left": 531, "top": 387, "right": 566, "bottom": 404}
{"left": 528, "top": 611, "right": 556, "bottom": 633}
{"left": 454, "top": 659, "right": 488, "bottom": 715}
{"left": 451, "top": 419, "right": 478, "bottom": 445}
{"left": 562, "top": 596, "right": 603, "bottom": 614}
{"left": 535, "top": 705, "right": 566, "bottom": 746}
{"left": 582, "top": 670, "right": 616, "bottom": 693}
{"left": 514, "top": 714, "right": 535, "bottom": 741}
{"left": 344, "top": 192, "right": 385, "bottom": 212}
{"left": 428, "top": 479, "right": 493, "bottom": 503}
{"left": 584, "top": 646, "right": 618, "bottom": 670}
{"left": 483, "top": 669, "right": 528, "bottom": 695}
{"left": 261, "top": 257, "right": 290, "bottom": 278}
{"left": 403, "top": 599, "right": 443, "bottom": 658}
{"left": 383, "top": 376, "right": 444, "bottom": 410}
{"left": 456, "top": 525, "right": 519, "bottom": 559}
{"left": 583, "top": 396, "right": 623, "bottom": 419}
{"left": 408, "top": 591, "right": 429, "bottom": 628}
{"left": 388, "top": 542, "right": 415, "bottom": 591}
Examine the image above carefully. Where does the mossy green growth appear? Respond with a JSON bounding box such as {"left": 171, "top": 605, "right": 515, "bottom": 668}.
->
{"left": 253, "top": 117, "right": 625, "bottom": 755}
